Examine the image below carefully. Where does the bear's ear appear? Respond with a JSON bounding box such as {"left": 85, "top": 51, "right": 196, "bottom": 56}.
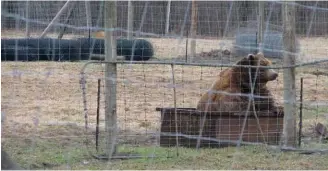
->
{"left": 247, "top": 54, "right": 255, "bottom": 60}
{"left": 237, "top": 54, "right": 255, "bottom": 65}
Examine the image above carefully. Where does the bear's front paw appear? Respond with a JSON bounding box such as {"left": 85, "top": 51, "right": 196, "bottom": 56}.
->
{"left": 275, "top": 106, "right": 284, "bottom": 116}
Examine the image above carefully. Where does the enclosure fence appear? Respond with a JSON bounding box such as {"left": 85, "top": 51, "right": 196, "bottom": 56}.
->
{"left": 1, "top": 1, "right": 328, "bottom": 170}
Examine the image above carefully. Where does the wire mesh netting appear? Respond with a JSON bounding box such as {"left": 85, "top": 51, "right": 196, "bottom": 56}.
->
{"left": 1, "top": 1, "right": 328, "bottom": 170}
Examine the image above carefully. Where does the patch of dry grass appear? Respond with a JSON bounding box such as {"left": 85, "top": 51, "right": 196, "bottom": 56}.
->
{"left": 2, "top": 62, "right": 327, "bottom": 145}
{"left": 1, "top": 30, "right": 328, "bottom": 169}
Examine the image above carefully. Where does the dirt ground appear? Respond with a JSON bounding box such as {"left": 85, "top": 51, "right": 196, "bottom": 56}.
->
{"left": 1, "top": 31, "right": 328, "bottom": 168}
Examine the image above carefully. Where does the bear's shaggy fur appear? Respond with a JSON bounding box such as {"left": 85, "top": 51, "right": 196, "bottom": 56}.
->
{"left": 196, "top": 52, "right": 283, "bottom": 116}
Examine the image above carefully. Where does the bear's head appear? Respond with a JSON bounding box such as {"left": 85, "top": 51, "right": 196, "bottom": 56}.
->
{"left": 235, "top": 52, "right": 278, "bottom": 86}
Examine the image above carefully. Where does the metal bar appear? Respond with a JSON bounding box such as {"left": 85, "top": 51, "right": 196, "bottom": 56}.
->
{"left": 40, "top": 1, "right": 71, "bottom": 38}
{"left": 185, "top": 29, "right": 189, "bottom": 62}
{"left": 93, "top": 154, "right": 157, "bottom": 160}
{"left": 257, "top": 1, "right": 264, "bottom": 53}
{"left": 165, "top": 0, "right": 171, "bottom": 35}
{"left": 298, "top": 77, "right": 303, "bottom": 147}
{"left": 189, "top": 0, "right": 197, "bottom": 63}
{"left": 81, "top": 58, "right": 328, "bottom": 71}
{"left": 58, "top": 1, "right": 75, "bottom": 39}
{"left": 96, "top": 79, "right": 101, "bottom": 152}
{"left": 25, "top": 0, "right": 30, "bottom": 37}
{"left": 127, "top": 0, "right": 134, "bottom": 39}
{"left": 85, "top": 0, "right": 92, "bottom": 29}
{"left": 170, "top": 64, "right": 179, "bottom": 156}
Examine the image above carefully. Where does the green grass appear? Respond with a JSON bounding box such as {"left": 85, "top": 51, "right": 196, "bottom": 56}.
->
{"left": 2, "top": 137, "right": 89, "bottom": 170}
{"left": 2, "top": 89, "right": 328, "bottom": 170}
{"left": 2, "top": 104, "right": 328, "bottom": 170}
{"left": 62, "top": 144, "right": 328, "bottom": 170}
{"left": 2, "top": 133, "right": 328, "bottom": 170}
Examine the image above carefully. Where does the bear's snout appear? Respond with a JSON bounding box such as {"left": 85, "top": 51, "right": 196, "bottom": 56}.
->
{"left": 267, "top": 69, "right": 278, "bottom": 81}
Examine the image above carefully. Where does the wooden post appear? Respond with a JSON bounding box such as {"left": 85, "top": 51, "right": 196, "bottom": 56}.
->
{"left": 127, "top": 0, "right": 134, "bottom": 40}
{"left": 189, "top": 0, "right": 197, "bottom": 63}
{"left": 85, "top": 0, "right": 92, "bottom": 32}
{"left": 165, "top": 0, "right": 171, "bottom": 35}
{"left": 282, "top": 1, "right": 297, "bottom": 147}
{"left": 40, "top": 0, "right": 71, "bottom": 38}
{"left": 257, "top": 1, "right": 264, "bottom": 53}
{"left": 104, "top": 0, "right": 117, "bottom": 159}
{"left": 25, "top": 0, "right": 30, "bottom": 37}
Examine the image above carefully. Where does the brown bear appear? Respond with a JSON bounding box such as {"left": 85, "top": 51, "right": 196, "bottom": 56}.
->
{"left": 196, "top": 52, "right": 283, "bottom": 116}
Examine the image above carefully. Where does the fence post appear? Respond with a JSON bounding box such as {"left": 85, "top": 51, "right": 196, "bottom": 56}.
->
{"left": 127, "top": 0, "right": 134, "bottom": 40}
{"left": 85, "top": 0, "right": 92, "bottom": 34}
{"left": 165, "top": 0, "right": 171, "bottom": 35}
{"left": 257, "top": 1, "right": 264, "bottom": 53}
{"left": 282, "top": 1, "right": 297, "bottom": 147}
{"left": 189, "top": 0, "right": 197, "bottom": 63}
{"left": 104, "top": 0, "right": 118, "bottom": 159}
{"left": 25, "top": 0, "right": 30, "bottom": 37}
